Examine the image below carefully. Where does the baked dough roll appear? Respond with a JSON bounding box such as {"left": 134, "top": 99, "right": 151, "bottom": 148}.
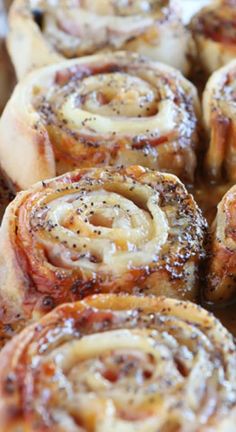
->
{"left": 0, "top": 52, "right": 200, "bottom": 190}
{"left": 191, "top": 0, "right": 236, "bottom": 76}
{"left": 7, "top": 0, "right": 193, "bottom": 79}
{"left": 0, "top": 294, "right": 236, "bottom": 431}
{"left": 203, "top": 59, "right": 236, "bottom": 182}
{"left": 0, "top": 166, "right": 207, "bottom": 325}
{"left": 205, "top": 184, "right": 236, "bottom": 304}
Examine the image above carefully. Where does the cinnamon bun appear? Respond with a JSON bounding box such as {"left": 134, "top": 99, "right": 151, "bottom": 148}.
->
{"left": 0, "top": 294, "right": 235, "bottom": 431}
{"left": 8, "top": 0, "right": 193, "bottom": 79}
{"left": 0, "top": 52, "right": 200, "bottom": 190}
{"left": 0, "top": 166, "right": 207, "bottom": 325}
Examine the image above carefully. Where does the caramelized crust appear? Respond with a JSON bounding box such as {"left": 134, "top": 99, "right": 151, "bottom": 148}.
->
{"left": 203, "top": 59, "right": 236, "bottom": 182}
{"left": 191, "top": 0, "right": 236, "bottom": 75}
{"left": 205, "top": 184, "right": 236, "bottom": 304}
{"left": 0, "top": 294, "right": 235, "bottom": 431}
{"left": 0, "top": 166, "right": 207, "bottom": 327}
{"left": 7, "top": 0, "right": 193, "bottom": 78}
{"left": 0, "top": 52, "right": 200, "bottom": 190}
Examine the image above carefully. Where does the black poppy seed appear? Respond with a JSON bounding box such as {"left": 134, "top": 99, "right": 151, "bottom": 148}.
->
{"left": 3, "top": 324, "right": 13, "bottom": 333}
{"left": 4, "top": 374, "right": 16, "bottom": 394}
{"left": 42, "top": 296, "right": 55, "bottom": 309}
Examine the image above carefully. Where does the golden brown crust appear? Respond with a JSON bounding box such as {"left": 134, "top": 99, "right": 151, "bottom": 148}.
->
{"left": 7, "top": 0, "right": 193, "bottom": 79}
{"left": 0, "top": 165, "right": 207, "bottom": 325}
{"left": 203, "top": 59, "right": 236, "bottom": 182}
{"left": 205, "top": 184, "right": 236, "bottom": 305}
{"left": 0, "top": 294, "right": 235, "bottom": 431}
{"left": 190, "top": 0, "right": 236, "bottom": 76}
{"left": 0, "top": 52, "right": 200, "bottom": 190}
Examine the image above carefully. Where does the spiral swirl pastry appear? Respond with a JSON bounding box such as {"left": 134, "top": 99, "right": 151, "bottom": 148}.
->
{"left": 191, "top": 0, "right": 236, "bottom": 76}
{"left": 0, "top": 52, "right": 200, "bottom": 191}
{"left": 7, "top": 0, "right": 194, "bottom": 79}
{"left": 0, "top": 165, "right": 207, "bottom": 325}
{"left": 0, "top": 294, "right": 236, "bottom": 431}
{"left": 203, "top": 59, "right": 236, "bottom": 182}
{"left": 205, "top": 184, "right": 236, "bottom": 305}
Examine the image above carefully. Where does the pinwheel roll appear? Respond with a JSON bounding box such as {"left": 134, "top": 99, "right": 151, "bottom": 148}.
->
{"left": 203, "top": 59, "right": 236, "bottom": 182}
{"left": 7, "top": 0, "right": 194, "bottom": 79}
{"left": 0, "top": 52, "right": 200, "bottom": 190}
{"left": 205, "top": 184, "right": 236, "bottom": 304}
{"left": 0, "top": 294, "right": 236, "bottom": 431}
{"left": 191, "top": 0, "right": 236, "bottom": 76}
{"left": 0, "top": 166, "right": 207, "bottom": 325}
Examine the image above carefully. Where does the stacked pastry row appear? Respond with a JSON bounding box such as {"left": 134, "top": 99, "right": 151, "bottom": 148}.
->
{"left": 0, "top": 0, "right": 236, "bottom": 430}
{"left": 0, "top": 63, "right": 236, "bottom": 432}
{"left": 2, "top": 49, "right": 236, "bottom": 296}
{"left": 2, "top": 0, "right": 236, "bottom": 184}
